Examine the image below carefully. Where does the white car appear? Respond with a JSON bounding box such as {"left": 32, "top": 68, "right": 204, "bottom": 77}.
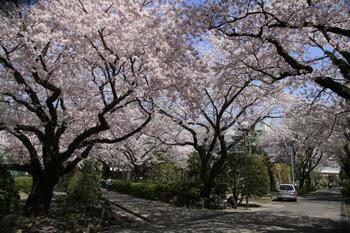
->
{"left": 277, "top": 184, "right": 297, "bottom": 201}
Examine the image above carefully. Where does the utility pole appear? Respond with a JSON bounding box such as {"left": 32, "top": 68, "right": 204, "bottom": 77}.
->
{"left": 284, "top": 140, "right": 295, "bottom": 185}
{"left": 244, "top": 129, "right": 249, "bottom": 209}
{"left": 240, "top": 121, "right": 250, "bottom": 209}
{"left": 291, "top": 148, "right": 295, "bottom": 186}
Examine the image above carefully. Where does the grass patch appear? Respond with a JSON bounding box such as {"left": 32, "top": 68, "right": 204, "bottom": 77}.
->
{"left": 14, "top": 176, "right": 32, "bottom": 193}
{"left": 19, "top": 192, "right": 29, "bottom": 200}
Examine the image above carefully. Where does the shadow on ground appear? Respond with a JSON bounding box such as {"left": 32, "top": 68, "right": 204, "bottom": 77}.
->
{"left": 102, "top": 190, "right": 348, "bottom": 233}
{"left": 105, "top": 210, "right": 345, "bottom": 232}
{"left": 303, "top": 190, "right": 342, "bottom": 202}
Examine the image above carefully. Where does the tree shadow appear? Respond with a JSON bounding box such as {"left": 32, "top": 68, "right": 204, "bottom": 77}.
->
{"left": 106, "top": 211, "right": 346, "bottom": 232}
{"left": 102, "top": 191, "right": 348, "bottom": 232}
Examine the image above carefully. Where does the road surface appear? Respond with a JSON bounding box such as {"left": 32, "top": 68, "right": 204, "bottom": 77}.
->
{"left": 103, "top": 188, "right": 349, "bottom": 232}
{"left": 270, "top": 188, "right": 343, "bottom": 220}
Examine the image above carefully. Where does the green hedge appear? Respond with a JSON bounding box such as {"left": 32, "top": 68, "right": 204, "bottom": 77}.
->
{"left": 14, "top": 176, "right": 32, "bottom": 193}
{"left": 111, "top": 180, "right": 202, "bottom": 207}
{"left": 111, "top": 180, "right": 181, "bottom": 202}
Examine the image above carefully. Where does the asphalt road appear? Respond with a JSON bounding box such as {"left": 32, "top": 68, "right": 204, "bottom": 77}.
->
{"left": 103, "top": 188, "right": 349, "bottom": 233}
{"left": 271, "top": 188, "right": 343, "bottom": 219}
{"left": 268, "top": 188, "right": 348, "bottom": 232}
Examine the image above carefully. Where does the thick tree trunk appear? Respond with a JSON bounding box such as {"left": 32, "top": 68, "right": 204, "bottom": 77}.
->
{"left": 24, "top": 175, "right": 59, "bottom": 216}
{"left": 201, "top": 180, "right": 212, "bottom": 199}
{"left": 200, "top": 173, "right": 216, "bottom": 208}
{"left": 132, "top": 166, "right": 141, "bottom": 181}
{"left": 200, "top": 160, "right": 226, "bottom": 203}
{"left": 199, "top": 157, "right": 211, "bottom": 199}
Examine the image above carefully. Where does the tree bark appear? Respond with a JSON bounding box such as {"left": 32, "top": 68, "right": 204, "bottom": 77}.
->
{"left": 200, "top": 170, "right": 218, "bottom": 208}
{"left": 299, "top": 174, "right": 305, "bottom": 190}
{"left": 201, "top": 178, "right": 213, "bottom": 199}
{"left": 24, "top": 174, "right": 59, "bottom": 216}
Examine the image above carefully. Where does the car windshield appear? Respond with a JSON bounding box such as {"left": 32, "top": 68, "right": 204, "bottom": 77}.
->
{"left": 279, "top": 185, "right": 294, "bottom": 191}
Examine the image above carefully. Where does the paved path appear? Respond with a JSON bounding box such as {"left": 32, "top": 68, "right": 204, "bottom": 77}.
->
{"left": 102, "top": 189, "right": 349, "bottom": 232}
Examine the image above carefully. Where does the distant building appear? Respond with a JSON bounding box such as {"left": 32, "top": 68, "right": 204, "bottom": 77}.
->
{"left": 316, "top": 166, "right": 340, "bottom": 178}
{"left": 224, "top": 122, "right": 268, "bottom": 154}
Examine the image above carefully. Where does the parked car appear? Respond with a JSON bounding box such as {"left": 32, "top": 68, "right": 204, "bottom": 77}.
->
{"left": 277, "top": 184, "right": 297, "bottom": 201}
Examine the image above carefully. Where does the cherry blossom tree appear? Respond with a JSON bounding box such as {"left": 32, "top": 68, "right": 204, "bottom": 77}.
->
{"left": 91, "top": 114, "right": 190, "bottom": 180}
{"left": 154, "top": 57, "right": 283, "bottom": 201}
{"left": 330, "top": 102, "right": 350, "bottom": 189}
{"left": 198, "top": 0, "right": 350, "bottom": 100}
{"left": 0, "top": 0, "right": 192, "bottom": 216}
{"left": 188, "top": 0, "right": 349, "bottom": 192}
{"left": 263, "top": 101, "right": 338, "bottom": 190}
{"left": 109, "top": 134, "right": 170, "bottom": 181}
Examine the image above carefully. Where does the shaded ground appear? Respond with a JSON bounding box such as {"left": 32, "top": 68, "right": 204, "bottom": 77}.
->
{"left": 270, "top": 188, "right": 342, "bottom": 220}
{"left": 102, "top": 189, "right": 349, "bottom": 232}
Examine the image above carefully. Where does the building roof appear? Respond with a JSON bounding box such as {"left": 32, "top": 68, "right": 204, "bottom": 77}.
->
{"left": 318, "top": 167, "right": 340, "bottom": 174}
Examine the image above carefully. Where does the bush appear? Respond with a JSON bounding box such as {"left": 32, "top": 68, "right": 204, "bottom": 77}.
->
{"left": 226, "top": 153, "right": 270, "bottom": 208}
{"left": 145, "top": 162, "right": 181, "bottom": 182}
{"left": 14, "top": 176, "right": 32, "bottom": 193}
{"left": 214, "top": 182, "right": 229, "bottom": 198}
{"left": 188, "top": 186, "right": 201, "bottom": 201}
{"left": 176, "top": 182, "right": 201, "bottom": 207}
{"left": 111, "top": 180, "right": 131, "bottom": 194}
{"left": 111, "top": 179, "right": 207, "bottom": 207}
{"left": 55, "top": 171, "right": 75, "bottom": 192}
{"left": 246, "top": 156, "right": 270, "bottom": 197}
{"left": 66, "top": 159, "right": 102, "bottom": 208}
{"left": 341, "top": 181, "right": 350, "bottom": 196}
{"left": 0, "top": 166, "right": 20, "bottom": 219}
{"left": 111, "top": 179, "right": 180, "bottom": 202}
{"left": 318, "top": 178, "right": 328, "bottom": 189}
{"left": 273, "top": 163, "right": 292, "bottom": 184}
{"left": 297, "top": 185, "right": 317, "bottom": 196}
{"left": 0, "top": 214, "right": 19, "bottom": 233}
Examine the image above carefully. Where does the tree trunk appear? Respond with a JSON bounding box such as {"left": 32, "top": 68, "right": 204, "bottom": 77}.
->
{"left": 299, "top": 176, "right": 305, "bottom": 190}
{"left": 299, "top": 170, "right": 311, "bottom": 191}
{"left": 132, "top": 166, "right": 141, "bottom": 181}
{"left": 230, "top": 192, "right": 239, "bottom": 209}
{"left": 245, "top": 193, "right": 249, "bottom": 208}
{"left": 24, "top": 175, "right": 59, "bottom": 216}
{"left": 201, "top": 180, "right": 212, "bottom": 199}
{"left": 200, "top": 173, "right": 216, "bottom": 208}
{"left": 100, "top": 160, "right": 111, "bottom": 180}
{"left": 305, "top": 174, "right": 312, "bottom": 190}
{"left": 199, "top": 159, "right": 211, "bottom": 198}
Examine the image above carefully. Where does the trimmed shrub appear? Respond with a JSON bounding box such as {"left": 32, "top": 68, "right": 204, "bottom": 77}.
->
{"left": 111, "top": 180, "right": 132, "bottom": 194}
{"left": 111, "top": 179, "right": 207, "bottom": 207}
{"left": 145, "top": 162, "right": 181, "bottom": 182}
{"left": 14, "top": 176, "right": 32, "bottom": 194}
{"left": 111, "top": 180, "right": 181, "bottom": 202}
{"left": 0, "top": 166, "right": 20, "bottom": 219}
